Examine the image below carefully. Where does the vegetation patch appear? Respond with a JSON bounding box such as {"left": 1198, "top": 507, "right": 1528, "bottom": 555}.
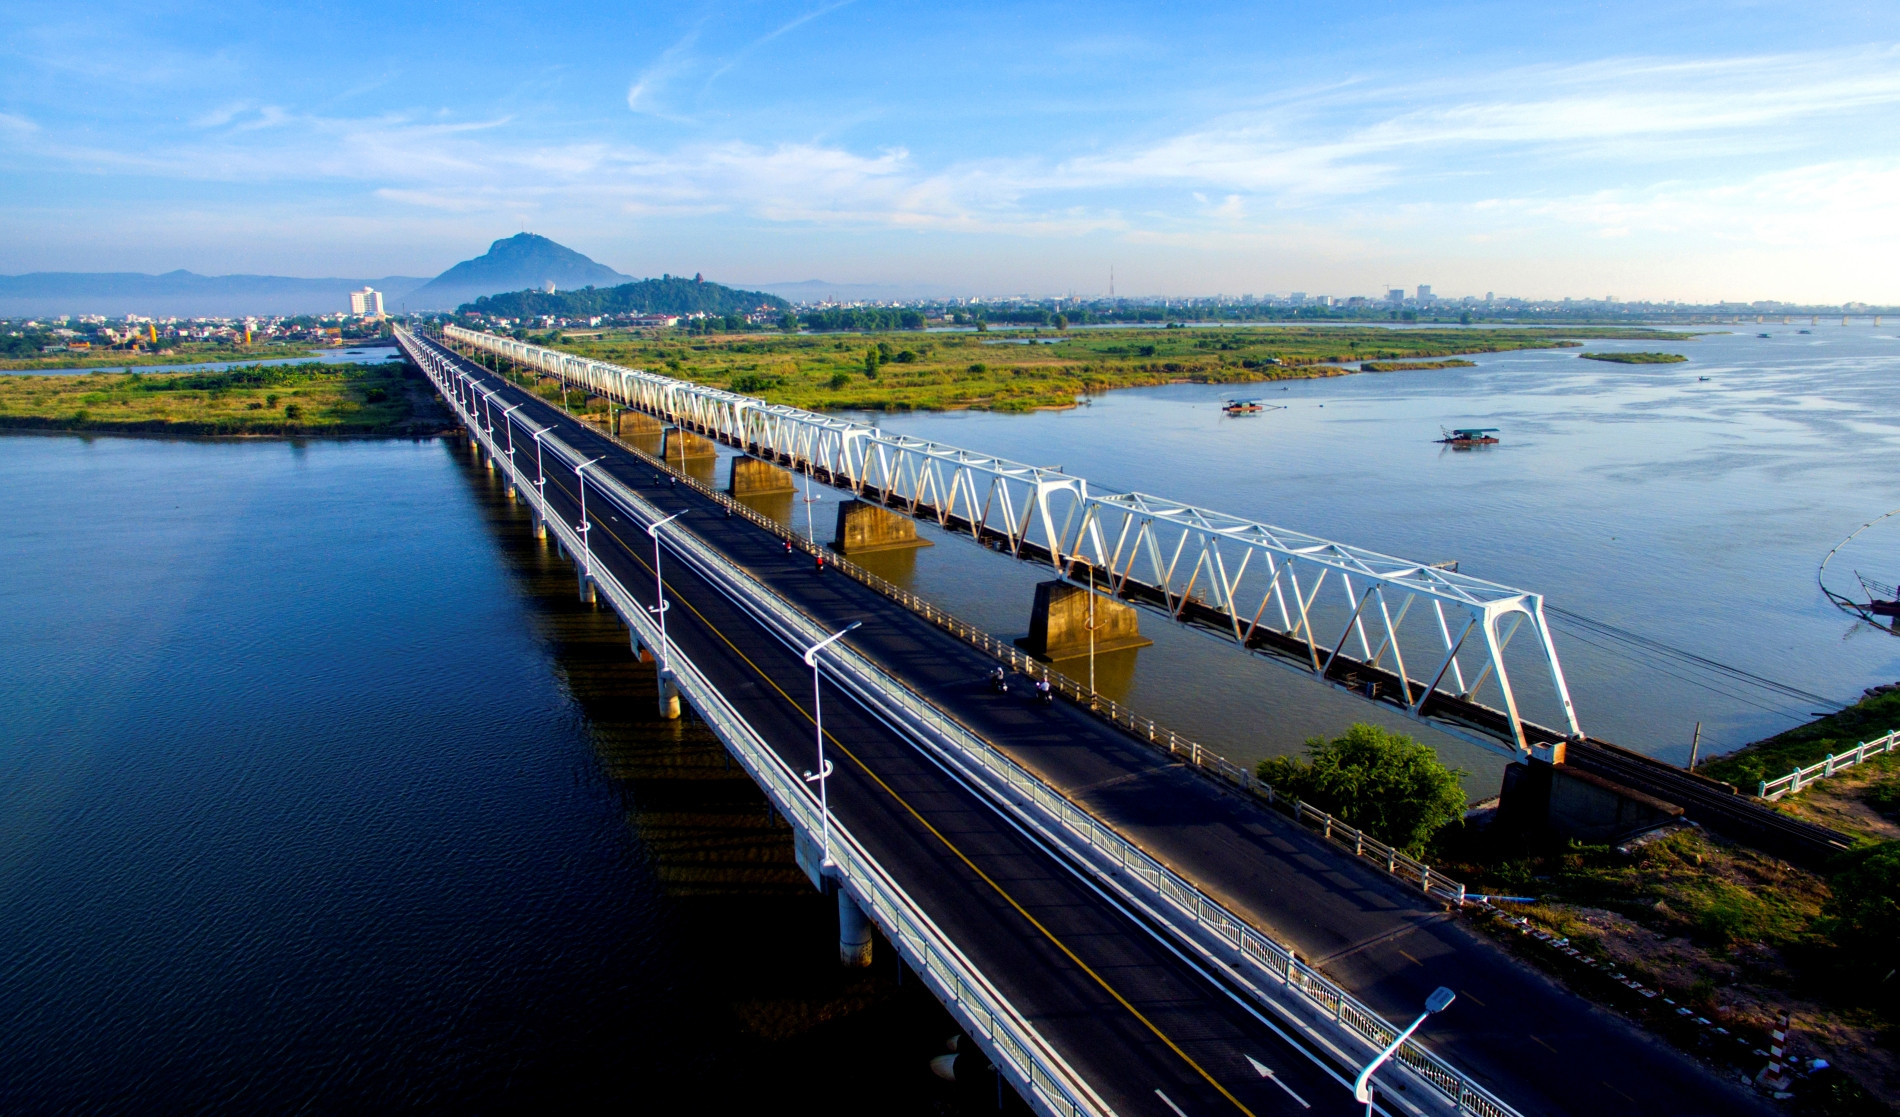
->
{"left": 1255, "top": 723, "right": 1467, "bottom": 854}
{"left": 1579, "top": 351, "right": 1689, "bottom": 364}
{"left": 0, "top": 361, "right": 447, "bottom": 437}
{"left": 510, "top": 326, "right": 1693, "bottom": 414}
{"left": 1358, "top": 359, "right": 1478, "bottom": 372}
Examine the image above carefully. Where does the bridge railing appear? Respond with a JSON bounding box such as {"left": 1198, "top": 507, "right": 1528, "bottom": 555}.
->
{"left": 441, "top": 323, "right": 1582, "bottom": 757}
{"left": 1759, "top": 729, "right": 1900, "bottom": 799}
{"left": 444, "top": 356, "right": 1516, "bottom": 1117}
{"left": 398, "top": 328, "right": 1112, "bottom": 1117}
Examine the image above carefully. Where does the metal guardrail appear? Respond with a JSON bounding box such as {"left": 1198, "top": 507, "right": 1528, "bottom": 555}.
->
{"left": 400, "top": 328, "right": 1113, "bottom": 1117}
{"left": 413, "top": 330, "right": 1515, "bottom": 1117}
{"left": 1759, "top": 729, "right": 1900, "bottom": 800}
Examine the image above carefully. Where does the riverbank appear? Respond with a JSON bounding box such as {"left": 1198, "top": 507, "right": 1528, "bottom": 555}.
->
{"left": 1580, "top": 351, "right": 1688, "bottom": 364}
{"left": 1433, "top": 695, "right": 1900, "bottom": 1113}
{"left": 0, "top": 361, "right": 452, "bottom": 437}
{"left": 0, "top": 341, "right": 346, "bottom": 372}
{"left": 530, "top": 325, "right": 1694, "bottom": 412}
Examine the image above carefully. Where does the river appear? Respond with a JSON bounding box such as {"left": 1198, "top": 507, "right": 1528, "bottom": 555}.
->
{"left": 0, "top": 433, "right": 958, "bottom": 1114}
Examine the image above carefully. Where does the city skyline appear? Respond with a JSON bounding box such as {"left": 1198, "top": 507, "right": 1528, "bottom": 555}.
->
{"left": 3, "top": 1, "right": 1898, "bottom": 302}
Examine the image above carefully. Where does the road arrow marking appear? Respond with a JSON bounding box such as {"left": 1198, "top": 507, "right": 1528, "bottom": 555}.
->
{"left": 1246, "top": 1056, "right": 1312, "bottom": 1109}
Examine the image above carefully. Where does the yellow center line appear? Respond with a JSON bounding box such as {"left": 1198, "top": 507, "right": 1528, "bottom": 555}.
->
{"left": 576, "top": 487, "right": 1258, "bottom": 1117}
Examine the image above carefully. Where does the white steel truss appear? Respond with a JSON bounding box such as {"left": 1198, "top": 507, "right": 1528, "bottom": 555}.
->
{"left": 443, "top": 324, "right": 1582, "bottom": 754}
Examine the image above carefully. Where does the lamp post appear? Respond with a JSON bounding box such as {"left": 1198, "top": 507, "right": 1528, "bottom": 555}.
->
{"left": 645, "top": 510, "right": 686, "bottom": 671}
{"left": 800, "top": 465, "right": 821, "bottom": 549}
{"left": 497, "top": 403, "right": 525, "bottom": 498}
{"left": 1353, "top": 986, "right": 1455, "bottom": 1115}
{"left": 803, "top": 621, "right": 862, "bottom": 869}
{"left": 573, "top": 456, "right": 604, "bottom": 578}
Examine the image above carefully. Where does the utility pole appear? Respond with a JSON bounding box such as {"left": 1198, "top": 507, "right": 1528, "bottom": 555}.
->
{"left": 1687, "top": 722, "right": 1702, "bottom": 771}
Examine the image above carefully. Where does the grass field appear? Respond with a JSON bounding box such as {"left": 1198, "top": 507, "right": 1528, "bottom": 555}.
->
{"left": 0, "top": 341, "right": 364, "bottom": 372}
{"left": 525, "top": 325, "right": 1693, "bottom": 412}
{"left": 0, "top": 361, "right": 446, "bottom": 436}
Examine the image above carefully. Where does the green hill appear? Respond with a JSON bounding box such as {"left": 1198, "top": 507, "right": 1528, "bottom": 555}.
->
{"left": 460, "top": 274, "right": 788, "bottom": 320}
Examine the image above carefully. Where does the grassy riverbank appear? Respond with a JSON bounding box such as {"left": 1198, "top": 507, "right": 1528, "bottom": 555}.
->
{"left": 524, "top": 325, "right": 1692, "bottom": 412}
{"left": 1580, "top": 351, "right": 1689, "bottom": 364}
{"left": 1359, "top": 358, "right": 1477, "bottom": 372}
{"left": 0, "top": 361, "right": 449, "bottom": 436}
{"left": 1700, "top": 689, "right": 1900, "bottom": 792}
{"left": 0, "top": 341, "right": 363, "bottom": 372}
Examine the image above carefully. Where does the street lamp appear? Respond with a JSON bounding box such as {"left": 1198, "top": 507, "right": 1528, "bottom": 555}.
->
{"left": 645, "top": 510, "right": 687, "bottom": 672}
{"left": 573, "top": 455, "right": 604, "bottom": 577}
{"left": 1353, "top": 986, "right": 1455, "bottom": 1115}
{"left": 803, "top": 620, "right": 862, "bottom": 869}
{"left": 800, "top": 465, "right": 822, "bottom": 548}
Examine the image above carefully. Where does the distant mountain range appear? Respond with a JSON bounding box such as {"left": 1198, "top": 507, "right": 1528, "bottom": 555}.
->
{"left": 462, "top": 274, "right": 788, "bottom": 319}
{"left": 0, "top": 234, "right": 916, "bottom": 318}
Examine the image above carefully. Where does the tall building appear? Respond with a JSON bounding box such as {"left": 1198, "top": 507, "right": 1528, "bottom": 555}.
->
{"left": 1386, "top": 288, "right": 1405, "bottom": 305}
{"left": 1417, "top": 284, "right": 1434, "bottom": 303}
{"left": 349, "top": 287, "right": 384, "bottom": 317}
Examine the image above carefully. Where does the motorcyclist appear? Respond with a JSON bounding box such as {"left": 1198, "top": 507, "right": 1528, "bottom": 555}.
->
{"left": 989, "top": 667, "right": 1008, "bottom": 693}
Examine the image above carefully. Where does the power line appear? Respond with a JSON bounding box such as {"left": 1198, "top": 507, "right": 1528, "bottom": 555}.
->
{"left": 1544, "top": 605, "right": 1840, "bottom": 711}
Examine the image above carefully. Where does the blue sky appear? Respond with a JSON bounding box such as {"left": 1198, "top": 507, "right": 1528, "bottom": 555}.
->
{"left": 2, "top": 0, "right": 1898, "bottom": 301}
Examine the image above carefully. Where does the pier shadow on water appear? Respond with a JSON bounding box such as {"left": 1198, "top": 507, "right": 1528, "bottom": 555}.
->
{"left": 453, "top": 440, "right": 1021, "bottom": 1115}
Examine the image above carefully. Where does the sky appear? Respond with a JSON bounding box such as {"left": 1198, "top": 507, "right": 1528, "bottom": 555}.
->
{"left": 2, "top": 0, "right": 1898, "bottom": 302}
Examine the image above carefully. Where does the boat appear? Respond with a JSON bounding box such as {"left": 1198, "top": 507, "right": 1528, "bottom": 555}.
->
{"left": 1799, "top": 329, "right": 1812, "bottom": 334}
{"left": 1222, "top": 399, "right": 1266, "bottom": 414}
{"left": 1757, "top": 333, "right": 1772, "bottom": 338}
{"left": 1698, "top": 376, "right": 1711, "bottom": 381}
{"left": 1438, "top": 427, "right": 1499, "bottom": 447}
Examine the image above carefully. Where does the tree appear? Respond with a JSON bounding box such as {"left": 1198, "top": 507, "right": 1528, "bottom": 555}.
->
{"left": 864, "top": 346, "right": 882, "bottom": 375}
{"left": 1255, "top": 723, "right": 1467, "bottom": 854}
{"left": 1054, "top": 313, "right": 1069, "bottom": 330}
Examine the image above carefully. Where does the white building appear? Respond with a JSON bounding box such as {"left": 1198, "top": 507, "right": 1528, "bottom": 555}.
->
{"left": 349, "top": 287, "right": 385, "bottom": 317}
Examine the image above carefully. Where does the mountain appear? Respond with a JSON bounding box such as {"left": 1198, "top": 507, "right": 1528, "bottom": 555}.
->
{"left": 404, "top": 234, "right": 632, "bottom": 310}
{"left": 461, "top": 275, "right": 789, "bottom": 319}
{"left": 0, "top": 271, "right": 429, "bottom": 318}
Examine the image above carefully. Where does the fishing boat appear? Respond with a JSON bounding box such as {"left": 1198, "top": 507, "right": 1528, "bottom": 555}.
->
{"left": 1799, "top": 329, "right": 1812, "bottom": 334}
{"left": 1222, "top": 399, "right": 1267, "bottom": 414}
{"left": 1438, "top": 427, "right": 1499, "bottom": 447}
{"left": 1757, "top": 333, "right": 1772, "bottom": 338}
{"left": 1698, "top": 376, "right": 1711, "bottom": 381}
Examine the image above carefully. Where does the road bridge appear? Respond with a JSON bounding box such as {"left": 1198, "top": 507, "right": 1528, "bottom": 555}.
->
{"left": 398, "top": 327, "right": 1773, "bottom": 1117}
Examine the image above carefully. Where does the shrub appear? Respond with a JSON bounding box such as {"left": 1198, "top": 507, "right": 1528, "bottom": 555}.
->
{"left": 1255, "top": 723, "right": 1467, "bottom": 854}
{"left": 283, "top": 403, "right": 302, "bottom": 420}
{"left": 827, "top": 372, "right": 851, "bottom": 389}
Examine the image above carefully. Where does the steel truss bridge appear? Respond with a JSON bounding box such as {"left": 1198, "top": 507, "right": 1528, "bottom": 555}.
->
{"left": 442, "top": 324, "right": 1580, "bottom": 757}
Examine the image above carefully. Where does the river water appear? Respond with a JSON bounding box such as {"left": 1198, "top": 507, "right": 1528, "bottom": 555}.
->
{"left": 0, "top": 434, "right": 959, "bottom": 1114}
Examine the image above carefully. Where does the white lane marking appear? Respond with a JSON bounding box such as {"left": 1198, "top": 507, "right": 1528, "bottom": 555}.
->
{"left": 1246, "top": 1055, "right": 1312, "bottom": 1109}
{"left": 1155, "top": 1088, "right": 1190, "bottom": 1117}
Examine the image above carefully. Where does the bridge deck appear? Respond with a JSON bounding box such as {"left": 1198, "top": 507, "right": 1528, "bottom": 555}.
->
{"left": 425, "top": 336, "right": 1770, "bottom": 1117}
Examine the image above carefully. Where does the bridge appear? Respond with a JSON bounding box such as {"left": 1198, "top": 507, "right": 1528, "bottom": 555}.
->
{"left": 397, "top": 326, "right": 1775, "bottom": 1117}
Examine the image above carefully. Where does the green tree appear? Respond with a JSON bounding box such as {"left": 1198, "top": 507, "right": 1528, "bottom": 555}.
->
{"left": 1255, "top": 723, "right": 1467, "bottom": 854}
{"left": 864, "top": 346, "right": 882, "bottom": 375}
{"left": 1054, "top": 313, "right": 1069, "bottom": 330}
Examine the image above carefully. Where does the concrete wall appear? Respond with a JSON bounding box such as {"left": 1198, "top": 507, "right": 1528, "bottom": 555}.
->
{"left": 832, "top": 499, "right": 932, "bottom": 554}
{"left": 1018, "top": 579, "right": 1153, "bottom": 661}
{"left": 1498, "top": 760, "right": 1683, "bottom": 844}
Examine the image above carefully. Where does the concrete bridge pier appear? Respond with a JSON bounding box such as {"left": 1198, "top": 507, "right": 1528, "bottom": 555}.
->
{"left": 656, "top": 669, "right": 681, "bottom": 719}
{"left": 663, "top": 427, "right": 718, "bottom": 467}
{"left": 729, "top": 455, "right": 795, "bottom": 497}
{"left": 1018, "top": 579, "right": 1152, "bottom": 661}
{"left": 833, "top": 499, "right": 933, "bottom": 554}
{"left": 531, "top": 514, "right": 547, "bottom": 541}
{"left": 578, "top": 571, "right": 596, "bottom": 605}
{"left": 838, "top": 889, "right": 873, "bottom": 967}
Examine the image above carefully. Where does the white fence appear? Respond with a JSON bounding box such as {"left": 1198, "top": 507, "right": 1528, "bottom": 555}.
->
{"left": 1759, "top": 730, "right": 1900, "bottom": 800}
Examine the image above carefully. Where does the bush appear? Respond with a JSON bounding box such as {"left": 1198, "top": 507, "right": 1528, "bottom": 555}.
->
{"left": 1827, "top": 840, "right": 1900, "bottom": 963}
{"left": 827, "top": 372, "right": 851, "bottom": 389}
{"left": 1255, "top": 723, "right": 1467, "bottom": 854}
{"left": 283, "top": 403, "right": 302, "bottom": 420}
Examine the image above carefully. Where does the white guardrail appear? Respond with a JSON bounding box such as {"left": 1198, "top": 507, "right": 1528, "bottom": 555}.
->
{"left": 406, "top": 328, "right": 1521, "bottom": 1117}
{"left": 1759, "top": 730, "right": 1900, "bottom": 800}
{"left": 400, "top": 328, "right": 1113, "bottom": 1117}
